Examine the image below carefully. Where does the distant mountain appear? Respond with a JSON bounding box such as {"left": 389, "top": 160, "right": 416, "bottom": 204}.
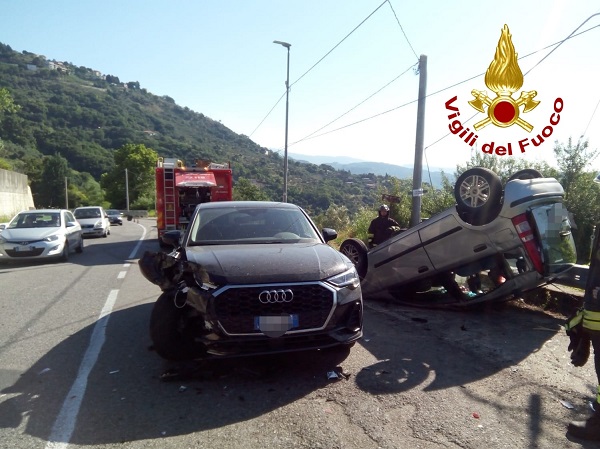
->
{"left": 288, "top": 153, "right": 366, "bottom": 165}
{"left": 289, "top": 153, "right": 454, "bottom": 188}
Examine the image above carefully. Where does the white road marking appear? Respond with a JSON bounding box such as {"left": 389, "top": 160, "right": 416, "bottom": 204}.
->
{"left": 117, "top": 271, "right": 126, "bottom": 279}
{"left": 45, "top": 220, "right": 150, "bottom": 449}
{"left": 45, "top": 289, "right": 119, "bottom": 449}
{"left": 129, "top": 222, "right": 147, "bottom": 260}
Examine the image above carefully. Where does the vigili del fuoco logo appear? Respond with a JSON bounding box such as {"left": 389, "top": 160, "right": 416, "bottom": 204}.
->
{"left": 445, "top": 24, "right": 563, "bottom": 157}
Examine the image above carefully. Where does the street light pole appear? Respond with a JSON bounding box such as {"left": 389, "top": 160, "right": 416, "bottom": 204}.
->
{"left": 274, "top": 40, "right": 291, "bottom": 202}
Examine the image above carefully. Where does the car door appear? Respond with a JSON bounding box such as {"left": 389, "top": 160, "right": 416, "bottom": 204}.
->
{"left": 64, "top": 211, "right": 80, "bottom": 247}
{"left": 419, "top": 213, "right": 496, "bottom": 272}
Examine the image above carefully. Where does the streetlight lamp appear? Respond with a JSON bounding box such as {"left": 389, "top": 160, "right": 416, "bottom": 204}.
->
{"left": 273, "top": 40, "right": 291, "bottom": 202}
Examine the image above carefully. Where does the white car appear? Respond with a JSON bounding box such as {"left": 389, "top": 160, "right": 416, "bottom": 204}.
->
{"left": 0, "top": 209, "right": 83, "bottom": 263}
{"left": 74, "top": 206, "right": 111, "bottom": 238}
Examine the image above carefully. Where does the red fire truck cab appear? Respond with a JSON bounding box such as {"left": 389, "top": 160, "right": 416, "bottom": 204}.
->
{"left": 156, "top": 157, "right": 233, "bottom": 241}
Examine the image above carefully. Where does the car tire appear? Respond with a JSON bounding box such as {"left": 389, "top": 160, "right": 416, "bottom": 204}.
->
{"left": 76, "top": 236, "right": 84, "bottom": 253}
{"left": 454, "top": 167, "right": 503, "bottom": 226}
{"left": 507, "top": 169, "right": 543, "bottom": 182}
{"left": 149, "top": 291, "right": 205, "bottom": 361}
{"left": 60, "top": 242, "right": 69, "bottom": 262}
{"left": 339, "top": 238, "right": 368, "bottom": 279}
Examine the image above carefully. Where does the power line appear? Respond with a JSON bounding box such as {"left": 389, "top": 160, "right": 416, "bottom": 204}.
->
{"left": 248, "top": 0, "right": 388, "bottom": 138}
{"left": 292, "top": 96, "right": 419, "bottom": 143}
{"left": 248, "top": 91, "right": 285, "bottom": 138}
{"left": 524, "top": 12, "right": 600, "bottom": 76}
{"left": 385, "top": 0, "right": 419, "bottom": 61}
{"left": 291, "top": 62, "right": 418, "bottom": 145}
{"left": 582, "top": 97, "right": 600, "bottom": 138}
{"left": 291, "top": 0, "right": 389, "bottom": 88}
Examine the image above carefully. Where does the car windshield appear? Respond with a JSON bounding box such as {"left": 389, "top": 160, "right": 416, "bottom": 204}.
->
{"left": 531, "top": 203, "right": 577, "bottom": 274}
{"left": 10, "top": 212, "right": 61, "bottom": 228}
{"left": 106, "top": 210, "right": 120, "bottom": 215}
{"left": 75, "top": 208, "right": 102, "bottom": 219}
{"left": 188, "top": 206, "right": 321, "bottom": 245}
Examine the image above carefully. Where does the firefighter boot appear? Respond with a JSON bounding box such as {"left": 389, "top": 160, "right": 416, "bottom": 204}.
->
{"left": 568, "top": 403, "right": 600, "bottom": 440}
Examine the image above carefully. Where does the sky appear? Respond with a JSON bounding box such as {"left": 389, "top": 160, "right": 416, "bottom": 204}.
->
{"left": 2, "top": 0, "right": 600, "bottom": 172}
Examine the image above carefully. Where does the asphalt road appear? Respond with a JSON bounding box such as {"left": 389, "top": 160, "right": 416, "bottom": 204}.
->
{"left": 1, "top": 218, "right": 599, "bottom": 448}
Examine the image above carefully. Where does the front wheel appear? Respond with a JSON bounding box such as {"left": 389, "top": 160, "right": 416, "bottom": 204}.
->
{"left": 75, "top": 236, "right": 84, "bottom": 253}
{"left": 149, "top": 292, "right": 205, "bottom": 361}
{"left": 60, "top": 242, "right": 69, "bottom": 262}
{"left": 339, "top": 238, "right": 368, "bottom": 279}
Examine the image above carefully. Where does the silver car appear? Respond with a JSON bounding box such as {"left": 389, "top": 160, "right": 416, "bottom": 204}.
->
{"left": 340, "top": 167, "right": 577, "bottom": 307}
{"left": 0, "top": 209, "right": 83, "bottom": 263}
{"left": 74, "top": 206, "right": 111, "bottom": 238}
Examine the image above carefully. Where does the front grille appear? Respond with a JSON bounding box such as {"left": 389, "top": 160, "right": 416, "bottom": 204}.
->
{"left": 6, "top": 248, "right": 45, "bottom": 257}
{"left": 81, "top": 224, "right": 94, "bottom": 229}
{"left": 214, "top": 283, "right": 335, "bottom": 335}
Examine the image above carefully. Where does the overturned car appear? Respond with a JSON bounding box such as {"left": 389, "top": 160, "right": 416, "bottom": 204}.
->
{"left": 140, "top": 201, "right": 363, "bottom": 361}
{"left": 340, "top": 167, "right": 577, "bottom": 307}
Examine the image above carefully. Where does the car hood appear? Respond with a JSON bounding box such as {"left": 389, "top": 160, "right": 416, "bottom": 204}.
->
{"left": 76, "top": 218, "right": 103, "bottom": 225}
{"left": 185, "top": 242, "right": 350, "bottom": 284}
{"left": 2, "top": 227, "right": 63, "bottom": 241}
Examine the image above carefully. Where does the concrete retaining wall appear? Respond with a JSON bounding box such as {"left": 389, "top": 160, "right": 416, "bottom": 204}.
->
{"left": 0, "top": 168, "right": 35, "bottom": 218}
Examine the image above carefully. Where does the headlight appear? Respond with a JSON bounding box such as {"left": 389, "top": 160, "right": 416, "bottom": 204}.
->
{"left": 43, "top": 235, "right": 61, "bottom": 242}
{"left": 94, "top": 220, "right": 103, "bottom": 229}
{"left": 327, "top": 267, "right": 360, "bottom": 289}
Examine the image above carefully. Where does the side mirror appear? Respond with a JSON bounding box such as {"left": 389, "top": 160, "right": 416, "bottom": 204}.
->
{"left": 322, "top": 228, "right": 338, "bottom": 243}
{"left": 162, "top": 230, "right": 182, "bottom": 248}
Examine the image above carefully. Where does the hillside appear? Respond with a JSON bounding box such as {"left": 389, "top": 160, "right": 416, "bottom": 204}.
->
{"left": 0, "top": 42, "right": 418, "bottom": 215}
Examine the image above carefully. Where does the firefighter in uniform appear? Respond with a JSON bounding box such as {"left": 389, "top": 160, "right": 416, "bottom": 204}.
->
{"left": 368, "top": 204, "right": 400, "bottom": 247}
{"left": 565, "top": 224, "right": 600, "bottom": 440}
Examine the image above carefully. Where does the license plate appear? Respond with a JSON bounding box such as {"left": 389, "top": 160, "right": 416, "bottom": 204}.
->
{"left": 14, "top": 245, "right": 32, "bottom": 252}
{"left": 254, "top": 314, "right": 299, "bottom": 337}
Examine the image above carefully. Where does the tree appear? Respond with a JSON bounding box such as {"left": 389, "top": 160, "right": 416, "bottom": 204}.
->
{"left": 35, "top": 153, "right": 69, "bottom": 208}
{"left": 233, "top": 178, "right": 270, "bottom": 201}
{"left": 68, "top": 171, "right": 105, "bottom": 207}
{"left": 101, "top": 143, "right": 158, "bottom": 209}
{"left": 0, "top": 88, "right": 19, "bottom": 115}
{"left": 554, "top": 137, "right": 598, "bottom": 201}
{"left": 314, "top": 204, "right": 351, "bottom": 231}
{"left": 553, "top": 137, "right": 600, "bottom": 262}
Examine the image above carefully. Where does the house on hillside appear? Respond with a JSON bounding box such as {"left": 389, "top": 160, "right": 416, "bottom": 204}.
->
{"left": 46, "top": 60, "right": 69, "bottom": 74}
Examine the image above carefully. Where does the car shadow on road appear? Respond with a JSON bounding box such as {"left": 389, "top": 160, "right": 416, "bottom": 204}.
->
{"left": 0, "top": 302, "right": 352, "bottom": 445}
{"left": 354, "top": 295, "right": 570, "bottom": 395}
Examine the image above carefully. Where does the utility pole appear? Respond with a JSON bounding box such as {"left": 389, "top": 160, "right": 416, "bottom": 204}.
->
{"left": 410, "top": 55, "right": 427, "bottom": 228}
{"left": 64, "top": 177, "right": 68, "bottom": 209}
{"left": 125, "top": 168, "right": 130, "bottom": 211}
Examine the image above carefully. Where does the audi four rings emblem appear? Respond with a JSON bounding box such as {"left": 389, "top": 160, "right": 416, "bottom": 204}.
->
{"left": 259, "top": 289, "right": 294, "bottom": 303}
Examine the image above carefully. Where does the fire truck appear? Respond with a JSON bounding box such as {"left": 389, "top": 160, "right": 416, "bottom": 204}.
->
{"left": 155, "top": 157, "right": 233, "bottom": 240}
